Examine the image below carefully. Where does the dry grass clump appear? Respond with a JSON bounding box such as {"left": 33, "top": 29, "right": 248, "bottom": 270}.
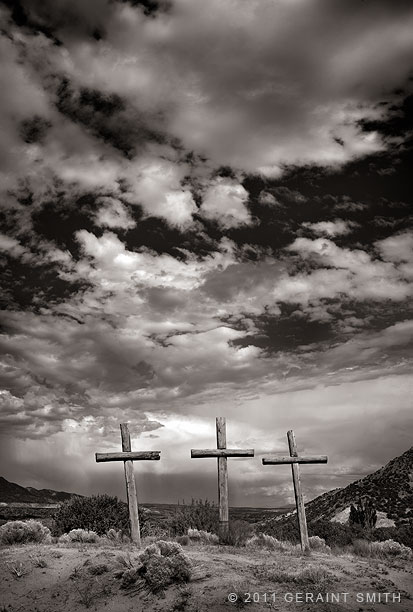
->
{"left": 265, "top": 564, "right": 334, "bottom": 592}
{"left": 353, "top": 538, "right": 412, "bottom": 559}
{"left": 58, "top": 528, "right": 99, "bottom": 543}
{"left": 246, "top": 532, "right": 292, "bottom": 551}
{"left": 0, "top": 520, "right": 52, "bottom": 545}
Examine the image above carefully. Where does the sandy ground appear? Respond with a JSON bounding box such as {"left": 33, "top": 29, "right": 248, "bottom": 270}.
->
{"left": 0, "top": 541, "right": 412, "bottom": 612}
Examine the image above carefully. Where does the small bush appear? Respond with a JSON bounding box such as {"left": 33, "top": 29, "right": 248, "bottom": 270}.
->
{"left": 352, "top": 538, "right": 371, "bottom": 557}
{"left": 54, "top": 494, "right": 139, "bottom": 536}
{"left": 187, "top": 528, "right": 219, "bottom": 544}
{"left": 0, "top": 520, "right": 52, "bottom": 545}
{"left": 370, "top": 539, "right": 412, "bottom": 559}
{"left": 167, "top": 499, "right": 219, "bottom": 536}
{"left": 59, "top": 528, "right": 99, "bottom": 543}
{"left": 227, "top": 520, "right": 254, "bottom": 546}
{"left": 118, "top": 540, "right": 192, "bottom": 594}
{"left": 352, "top": 538, "right": 412, "bottom": 559}
{"left": 308, "top": 520, "right": 357, "bottom": 546}
{"left": 261, "top": 518, "right": 301, "bottom": 543}
{"left": 309, "top": 535, "right": 330, "bottom": 552}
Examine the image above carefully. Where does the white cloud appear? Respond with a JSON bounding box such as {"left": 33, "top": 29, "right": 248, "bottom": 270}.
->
{"left": 375, "top": 231, "right": 413, "bottom": 263}
{"left": 122, "top": 157, "right": 197, "bottom": 229}
{"left": 285, "top": 237, "right": 412, "bottom": 303}
{"left": 199, "top": 178, "right": 252, "bottom": 228}
{"left": 94, "top": 197, "right": 135, "bottom": 230}
{"left": 302, "top": 219, "right": 356, "bottom": 237}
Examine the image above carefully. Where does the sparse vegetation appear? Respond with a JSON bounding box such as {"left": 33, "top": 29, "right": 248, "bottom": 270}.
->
{"left": 29, "top": 554, "right": 48, "bottom": 568}
{"left": 0, "top": 520, "right": 52, "bottom": 545}
{"left": 7, "top": 562, "right": 28, "bottom": 578}
{"left": 87, "top": 563, "right": 109, "bottom": 575}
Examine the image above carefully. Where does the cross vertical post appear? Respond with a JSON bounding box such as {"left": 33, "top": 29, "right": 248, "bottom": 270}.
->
{"left": 217, "top": 416, "right": 229, "bottom": 541}
{"left": 191, "top": 417, "right": 254, "bottom": 543}
{"left": 120, "top": 423, "right": 140, "bottom": 545}
{"left": 287, "top": 430, "right": 309, "bottom": 551}
{"left": 262, "top": 429, "right": 327, "bottom": 552}
{"left": 95, "top": 423, "right": 161, "bottom": 546}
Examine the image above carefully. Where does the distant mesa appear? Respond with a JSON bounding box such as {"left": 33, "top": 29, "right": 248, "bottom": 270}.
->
{"left": 0, "top": 476, "right": 81, "bottom": 505}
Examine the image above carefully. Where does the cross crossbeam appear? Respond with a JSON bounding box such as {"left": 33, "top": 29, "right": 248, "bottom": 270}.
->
{"left": 262, "top": 430, "right": 327, "bottom": 552}
{"left": 95, "top": 423, "right": 161, "bottom": 546}
{"left": 262, "top": 455, "right": 327, "bottom": 465}
{"left": 96, "top": 451, "right": 160, "bottom": 462}
{"left": 191, "top": 449, "right": 254, "bottom": 458}
{"left": 191, "top": 417, "right": 254, "bottom": 542}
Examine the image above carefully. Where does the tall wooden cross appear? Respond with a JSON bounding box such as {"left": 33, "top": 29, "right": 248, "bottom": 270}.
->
{"left": 191, "top": 417, "right": 254, "bottom": 542}
{"left": 95, "top": 423, "right": 160, "bottom": 546}
{"left": 262, "top": 430, "right": 327, "bottom": 552}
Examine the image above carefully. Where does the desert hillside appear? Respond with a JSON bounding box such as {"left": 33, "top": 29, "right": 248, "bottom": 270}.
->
{"left": 262, "top": 446, "right": 413, "bottom": 532}
{"left": 0, "top": 476, "right": 80, "bottom": 504}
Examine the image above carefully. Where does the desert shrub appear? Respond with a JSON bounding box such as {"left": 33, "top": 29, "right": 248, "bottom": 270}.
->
{"left": 246, "top": 533, "right": 289, "bottom": 551}
{"left": 308, "top": 520, "right": 357, "bottom": 547}
{"left": 349, "top": 497, "right": 377, "bottom": 529}
{"left": 104, "top": 528, "right": 124, "bottom": 542}
{"left": 370, "top": 539, "right": 412, "bottom": 559}
{"left": 373, "top": 525, "right": 413, "bottom": 549}
{"left": 352, "top": 538, "right": 412, "bottom": 559}
{"left": 58, "top": 528, "right": 99, "bottom": 543}
{"left": 118, "top": 540, "right": 191, "bottom": 594}
{"left": 226, "top": 520, "right": 254, "bottom": 546}
{"left": 309, "top": 535, "right": 331, "bottom": 552}
{"left": 352, "top": 538, "right": 372, "bottom": 557}
{"left": 187, "top": 528, "right": 219, "bottom": 544}
{"left": 167, "top": 499, "right": 219, "bottom": 536}
{"left": 53, "top": 494, "right": 144, "bottom": 536}
{"left": 0, "top": 520, "right": 52, "bottom": 545}
{"left": 293, "top": 566, "right": 334, "bottom": 592}
{"left": 261, "top": 518, "right": 301, "bottom": 544}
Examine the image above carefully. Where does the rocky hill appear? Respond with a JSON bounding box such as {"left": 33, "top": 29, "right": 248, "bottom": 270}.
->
{"left": 263, "top": 446, "right": 413, "bottom": 529}
{"left": 0, "top": 476, "right": 80, "bottom": 504}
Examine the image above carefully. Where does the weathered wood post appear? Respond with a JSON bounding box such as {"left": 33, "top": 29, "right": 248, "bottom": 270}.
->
{"left": 191, "top": 416, "right": 254, "bottom": 542}
{"left": 262, "top": 429, "right": 327, "bottom": 552}
{"left": 95, "top": 423, "right": 161, "bottom": 546}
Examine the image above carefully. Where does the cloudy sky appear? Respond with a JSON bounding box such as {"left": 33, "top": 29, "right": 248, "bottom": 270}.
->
{"left": 0, "top": 0, "right": 412, "bottom": 508}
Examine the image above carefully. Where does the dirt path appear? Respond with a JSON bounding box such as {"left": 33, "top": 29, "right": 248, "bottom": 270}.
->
{"left": 1, "top": 542, "right": 411, "bottom": 612}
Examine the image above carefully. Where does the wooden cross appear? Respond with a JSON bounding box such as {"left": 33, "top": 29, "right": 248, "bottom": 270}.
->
{"left": 95, "top": 423, "right": 160, "bottom": 546}
{"left": 262, "top": 430, "right": 327, "bottom": 552}
{"left": 191, "top": 417, "right": 254, "bottom": 542}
